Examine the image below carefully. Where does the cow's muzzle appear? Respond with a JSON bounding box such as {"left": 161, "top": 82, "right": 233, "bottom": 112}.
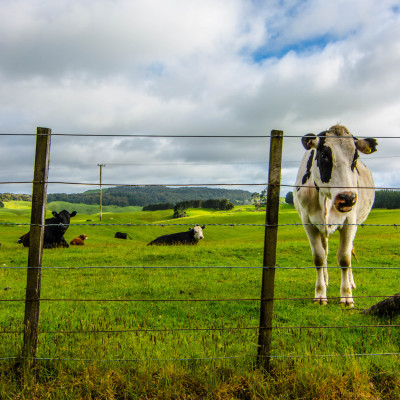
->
{"left": 334, "top": 192, "right": 357, "bottom": 213}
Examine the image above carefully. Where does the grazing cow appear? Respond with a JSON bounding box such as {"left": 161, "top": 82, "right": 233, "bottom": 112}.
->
{"left": 18, "top": 210, "right": 77, "bottom": 249}
{"left": 148, "top": 225, "right": 205, "bottom": 245}
{"left": 114, "top": 232, "right": 132, "bottom": 240}
{"left": 70, "top": 234, "right": 88, "bottom": 245}
{"left": 293, "top": 125, "right": 377, "bottom": 307}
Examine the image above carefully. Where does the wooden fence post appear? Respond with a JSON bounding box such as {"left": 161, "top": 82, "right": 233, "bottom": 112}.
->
{"left": 22, "top": 127, "right": 51, "bottom": 365}
{"left": 257, "top": 129, "right": 283, "bottom": 371}
{"left": 98, "top": 164, "right": 105, "bottom": 221}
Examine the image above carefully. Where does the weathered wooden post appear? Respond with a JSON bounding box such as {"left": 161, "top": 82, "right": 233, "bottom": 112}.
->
{"left": 22, "top": 127, "right": 51, "bottom": 365}
{"left": 98, "top": 163, "right": 105, "bottom": 221}
{"left": 257, "top": 129, "right": 283, "bottom": 371}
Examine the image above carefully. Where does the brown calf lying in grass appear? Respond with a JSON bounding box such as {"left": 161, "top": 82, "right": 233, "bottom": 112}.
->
{"left": 70, "top": 234, "right": 88, "bottom": 245}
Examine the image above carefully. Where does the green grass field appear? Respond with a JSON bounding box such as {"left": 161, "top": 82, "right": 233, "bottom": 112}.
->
{"left": 0, "top": 201, "right": 399, "bottom": 399}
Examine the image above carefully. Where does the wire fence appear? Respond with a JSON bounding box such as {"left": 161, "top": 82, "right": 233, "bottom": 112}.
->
{"left": 0, "top": 128, "right": 399, "bottom": 366}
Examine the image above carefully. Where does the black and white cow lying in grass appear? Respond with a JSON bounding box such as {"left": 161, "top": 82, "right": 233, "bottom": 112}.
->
{"left": 294, "top": 125, "right": 377, "bottom": 307}
{"left": 147, "top": 225, "right": 205, "bottom": 245}
{"left": 18, "top": 210, "right": 77, "bottom": 249}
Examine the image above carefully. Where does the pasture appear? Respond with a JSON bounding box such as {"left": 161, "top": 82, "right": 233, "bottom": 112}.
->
{"left": 0, "top": 201, "right": 399, "bottom": 399}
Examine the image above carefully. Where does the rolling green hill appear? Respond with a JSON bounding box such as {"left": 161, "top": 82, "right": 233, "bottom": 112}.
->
{"left": 47, "top": 185, "right": 253, "bottom": 207}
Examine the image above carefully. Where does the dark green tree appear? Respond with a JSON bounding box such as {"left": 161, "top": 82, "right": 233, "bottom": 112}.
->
{"left": 285, "top": 191, "right": 294, "bottom": 205}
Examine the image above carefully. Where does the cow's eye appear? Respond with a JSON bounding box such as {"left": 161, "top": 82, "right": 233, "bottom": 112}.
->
{"left": 320, "top": 149, "right": 330, "bottom": 162}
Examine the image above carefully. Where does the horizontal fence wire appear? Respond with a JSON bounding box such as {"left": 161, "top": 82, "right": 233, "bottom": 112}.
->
{"left": 0, "top": 295, "right": 397, "bottom": 303}
{"left": 1, "top": 324, "right": 399, "bottom": 335}
{"left": 2, "top": 181, "right": 400, "bottom": 191}
{"left": 1, "top": 352, "right": 399, "bottom": 364}
{"left": 1, "top": 222, "right": 399, "bottom": 228}
{"left": 1, "top": 265, "right": 400, "bottom": 270}
{"left": 0, "top": 132, "right": 399, "bottom": 139}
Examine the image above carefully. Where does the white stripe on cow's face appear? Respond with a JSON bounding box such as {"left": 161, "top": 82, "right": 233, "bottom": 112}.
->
{"left": 193, "top": 225, "right": 204, "bottom": 240}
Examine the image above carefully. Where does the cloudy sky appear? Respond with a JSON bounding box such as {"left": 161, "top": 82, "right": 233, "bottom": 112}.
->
{"left": 1, "top": 0, "right": 400, "bottom": 196}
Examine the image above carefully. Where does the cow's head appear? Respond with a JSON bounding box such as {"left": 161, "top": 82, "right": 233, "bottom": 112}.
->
{"left": 190, "top": 224, "right": 205, "bottom": 240}
{"left": 51, "top": 210, "right": 77, "bottom": 231}
{"left": 301, "top": 125, "right": 377, "bottom": 213}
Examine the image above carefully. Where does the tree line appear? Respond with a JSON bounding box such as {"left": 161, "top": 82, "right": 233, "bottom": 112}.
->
{"left": 0, "top": 193, "right": 32, "bottom": 207}
{"left": 372, "top": 190, "right": 400, "bottom": 209}
{"left": 284, "top": 190, "right": 400, "bottom": 209}
{"left": 47, "top": 186, "right": 251, "bottom": 207}
{"left": 143, "top": 198, "right": 235, "bottom": 212}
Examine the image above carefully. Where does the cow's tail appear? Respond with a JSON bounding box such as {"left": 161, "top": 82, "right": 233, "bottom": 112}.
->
{"left": 128, "top": 234, "right": 133, "bottom": 240}
{"left": 351, "top": 247, "right": 359, "bottom": 263}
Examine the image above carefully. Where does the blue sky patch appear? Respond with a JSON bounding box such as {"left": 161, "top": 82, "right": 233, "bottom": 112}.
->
{"left": 252, "top": 34, "right": 337, "bottom": 62}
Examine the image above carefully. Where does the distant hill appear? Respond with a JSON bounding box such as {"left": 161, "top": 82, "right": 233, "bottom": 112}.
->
{"left": 46, "top": 186, "right": 253, "bottom": 207}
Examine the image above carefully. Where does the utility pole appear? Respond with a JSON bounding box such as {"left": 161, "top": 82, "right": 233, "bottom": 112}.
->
{"left": 98, "top": 164, "right": 106, "bottom": 221}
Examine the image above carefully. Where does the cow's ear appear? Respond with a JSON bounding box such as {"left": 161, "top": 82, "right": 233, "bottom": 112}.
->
{"left": 70, "top": 211, "right": 77, "bottom": 217}
{"left": 52, "top": 211, "right": 58, "bottom": 217}
{"left": 201, "top": 225, "right": 205, "bottom": 229}
{"left": 301, "top": 133, "right": 318, "bottom": 150}
{"left": 355, "top": 138, "right": 378, "bottom": 154}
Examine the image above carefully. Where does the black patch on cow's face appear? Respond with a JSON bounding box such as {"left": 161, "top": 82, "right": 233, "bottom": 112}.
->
{"left": 364, "top": 138, "right": 378, "bottom": 153}
{"left": 301, "top": 133, "right": 317, "bottom": 150}
{"left": 351, "top": 150, "right": 359, "bottom": 172}
{"left": 315, "top": 134, "right": 333, "bottom": 183}
{"left": 301, "top": 150, "right": 315, "bottom": 184}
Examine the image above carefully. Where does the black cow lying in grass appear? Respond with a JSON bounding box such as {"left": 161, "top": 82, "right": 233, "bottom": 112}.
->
{"left": 114, "top": 232, "right": 132, "bottom": 239}
{"left": 18, "top": 210, "right": 77, "bottom": 248}
{"left": 147, "top": 225, "right": 205, "bottom": 245}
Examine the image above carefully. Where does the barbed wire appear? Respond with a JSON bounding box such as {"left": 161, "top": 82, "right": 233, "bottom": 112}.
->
{"left": 1, "top": 265, "right": 399, "bottom": 270}
{"left": 1, "top": 324, "right": 399, "bottom": 335}
{"left": 0, "top": 132, "right": 399, "bottom": 139}
{"left": 2, "top": 181, "right": 400, "bottom": 193}
{"left": 1, "top": 352, "right": 398, "bottom": 364}
{"left": 0, "top": 295, "right": 396, "bottom": 303}
{"left": 1, "top": 221, "right": 400, "bottom": 228}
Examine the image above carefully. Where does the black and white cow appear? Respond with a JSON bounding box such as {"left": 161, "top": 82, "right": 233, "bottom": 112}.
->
{"left": 293, "top": 125, "right": 377, "bottom": 307}
{"left": 148, "top": 225, "right": 205, "bottom": 245}
{"left": 18, "top": 210, "right": 77, "bottom": 249}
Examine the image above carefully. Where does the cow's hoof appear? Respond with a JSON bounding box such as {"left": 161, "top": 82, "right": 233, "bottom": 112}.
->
{"left": 340, "top": 298, "right": 354, "bottom": 308}
{"left": 313, "top": 298, "right": 328, "bottom": 305}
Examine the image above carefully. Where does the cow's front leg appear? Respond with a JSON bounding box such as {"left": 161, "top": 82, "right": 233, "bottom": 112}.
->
{"left": 60, "top": 237, "right": 69, "bottom": 248}
{"left": 315, "top": 266, "right": 328, "bottom": 305}
{"left": 349, "top": 267, "right": 356, "bottom": 289}
{"left": 339, "top": 265, "right": 354, "bottom": 307}
{"left": 338, "top": 225, "right": 357, "bottom": 307}
{"left": 304, "top": 223, "right": 328, "bottom": 305}
{"left": 320, "top": 234, "right": 329, "bottom": 287}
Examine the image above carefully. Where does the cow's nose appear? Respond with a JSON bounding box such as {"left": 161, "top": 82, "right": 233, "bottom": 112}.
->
{"left": 338, "top": 192, "right": 357, "bottom": 205}
{"left": 335, "top": 191, "right": 357, "bottom": 212}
